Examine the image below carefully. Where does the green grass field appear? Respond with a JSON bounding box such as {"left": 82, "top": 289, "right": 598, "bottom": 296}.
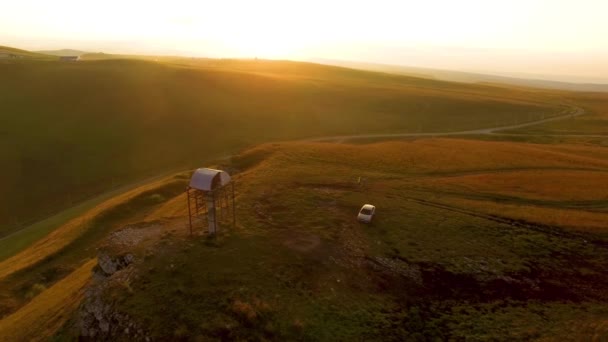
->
{"left": 0, "top": 168, "right": 182, "bottom": 262}
{"left": 63, "top": 139, "right": 608, "bottom": 341}
{"left": 0, "top": 54, "right": 565, "bottom": 237}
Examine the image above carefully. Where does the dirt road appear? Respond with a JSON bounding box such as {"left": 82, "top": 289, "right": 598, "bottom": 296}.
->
{"left": 307, "top": 106, "right": 591, "bottom": 142}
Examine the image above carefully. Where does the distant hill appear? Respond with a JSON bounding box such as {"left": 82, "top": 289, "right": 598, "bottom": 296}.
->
{"left": 0, "top": 45, "right": 54, "bottom": 59}
{"left": 311, "top": 58, "right": 608, "bottom": 93}
{"left": 36, "top": 49, "right": 89, "bottom": 56}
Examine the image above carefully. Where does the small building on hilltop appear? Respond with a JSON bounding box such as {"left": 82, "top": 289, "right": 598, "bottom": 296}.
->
{"left": 189, "top": 168, "right": 231, "bottom": 192}
{"left": 187, "top": 168, "right": 235, "bottom": 235}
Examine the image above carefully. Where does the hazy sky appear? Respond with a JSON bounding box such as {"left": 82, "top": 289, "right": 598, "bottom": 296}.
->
{"left": 2, "top": 0, "right": 607, "bottom": 82}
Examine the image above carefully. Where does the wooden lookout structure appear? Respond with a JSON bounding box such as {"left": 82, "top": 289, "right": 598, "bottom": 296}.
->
{"left": 187, "top": 168, "right": 235, "bottom": 235}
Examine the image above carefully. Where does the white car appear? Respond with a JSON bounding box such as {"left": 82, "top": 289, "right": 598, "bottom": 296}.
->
{"left": 357, "top": 204, "right": 376, "bottom": 223}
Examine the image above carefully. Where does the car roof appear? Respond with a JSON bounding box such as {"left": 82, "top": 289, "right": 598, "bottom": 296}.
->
{"left": 361, "top": 204, "right": 375, "bottom": 210}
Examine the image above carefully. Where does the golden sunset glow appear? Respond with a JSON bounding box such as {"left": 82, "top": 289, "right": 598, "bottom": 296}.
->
{"left": 2, "top": 0, "right": 608, "bottom": 80}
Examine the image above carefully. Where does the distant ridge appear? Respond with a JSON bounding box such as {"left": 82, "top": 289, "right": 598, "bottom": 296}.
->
{"left": 36, "top": 49, "right": 89, "bottom": 56}
{"left": 9, "top": 44, "right": 606, "bottom": 92}
{"left": 311, "top": 58, "right": 608, "bottom": 93}
{"left": 0, "top": 45, "right": 54, "bottom": 59}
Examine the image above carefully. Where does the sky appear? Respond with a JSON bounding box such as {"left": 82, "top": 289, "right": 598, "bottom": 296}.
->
{"left": 1, "top": 0, "right": 607, "bottom": 82}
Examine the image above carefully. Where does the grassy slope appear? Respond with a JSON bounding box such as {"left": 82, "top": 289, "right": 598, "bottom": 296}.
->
{"left": 0, "top": 259, "right": 96, "bottom": 342}
{"left": 0, "top": 56, "right": 564, "bottom": 236}
{"left": 93, "top": 139, "right": 608, "bottom": 341}
{"left": 503, "top": 92, "right": 608, "bottom": 135}
{"left": 0, "top": 172, "right": 189, "bottom": 321}
{"left": 0, "top": 168, "right": 182, "bottom": 262}
{"left": 0, "top": 173, "right": 188, "bottom": 280}
{"left": 0, "top": 46, "right": 55, "bottom": 59}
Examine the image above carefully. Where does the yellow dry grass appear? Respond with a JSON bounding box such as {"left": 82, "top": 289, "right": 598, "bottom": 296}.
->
{"left": 425, "top": 170, "right": 608, "bottom": 201}
{"left": 0, "top": 175, "right": 178, "bottom": 281}
{"left": 234, "top": 139, "right": 608, "bottom": 235}
{"left": 269, "top": 139, "right": 608, "bottom": 174}
{"left": 0, "top": 259, "right": 96, "bottom": 342}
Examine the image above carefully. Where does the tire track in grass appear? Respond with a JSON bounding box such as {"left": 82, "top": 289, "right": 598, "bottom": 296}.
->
{"left": 404, "top": 197, "right": 607, "bottom": 247}
{"left": 305, "top": 106, "right": 589, "bottom": 142}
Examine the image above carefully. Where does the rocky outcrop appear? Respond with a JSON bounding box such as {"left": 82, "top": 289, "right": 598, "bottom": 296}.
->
{"left": 78, "top": 251, "right": 149, "bottom": 341}
{"left": 97, "top": 252, "right": 134, "bottom": 276}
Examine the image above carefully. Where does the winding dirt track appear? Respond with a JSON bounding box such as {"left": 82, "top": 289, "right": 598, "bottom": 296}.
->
{"left": 306, "top": 106, "right": 595, "bottom": 143}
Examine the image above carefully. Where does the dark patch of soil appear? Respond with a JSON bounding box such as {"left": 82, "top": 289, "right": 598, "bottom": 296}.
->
{"left": 282, "top": 232, "right": 322, "bottom": 253}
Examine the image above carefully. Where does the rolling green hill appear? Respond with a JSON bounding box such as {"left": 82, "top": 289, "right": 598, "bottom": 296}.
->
{"left": 0, "top": 53, "right": 566, "bottom": 236}
{"left": 0, "top": 46, "right": 55, "bottom": 60}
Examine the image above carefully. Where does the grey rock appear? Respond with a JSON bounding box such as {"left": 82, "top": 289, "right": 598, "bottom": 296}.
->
{"left": 98, "top": 253, "right": 117, "bottom": 275}
{"left": 97, "top": 252, "right": 135, "bottom": 276}
{"left": 78, "top": 252, "right": 146, "bottom": 340}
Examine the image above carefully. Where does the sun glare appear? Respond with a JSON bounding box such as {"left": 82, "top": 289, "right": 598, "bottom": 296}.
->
{"left": 1, "top": 0, "right": 607, "bottom": 78}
